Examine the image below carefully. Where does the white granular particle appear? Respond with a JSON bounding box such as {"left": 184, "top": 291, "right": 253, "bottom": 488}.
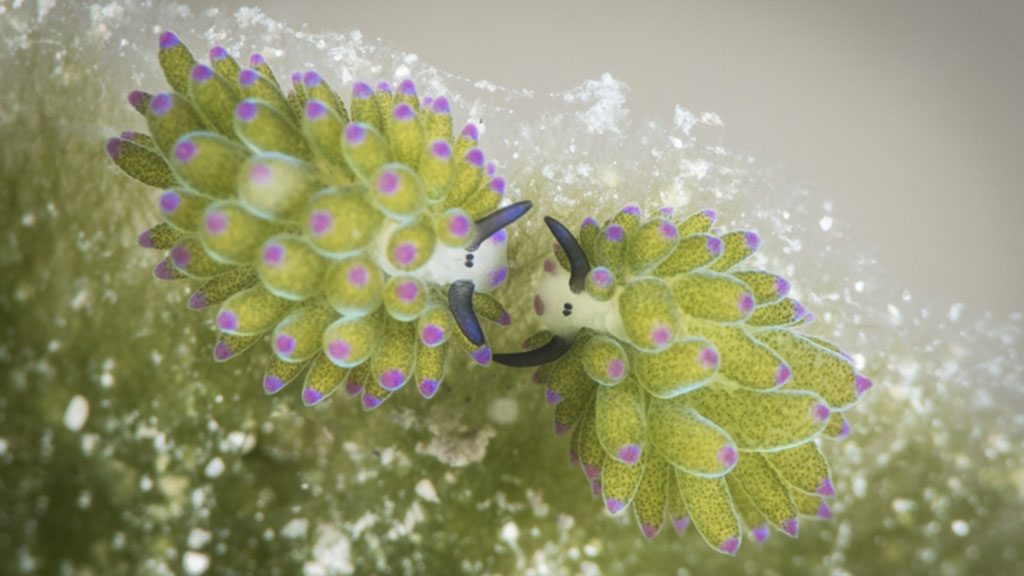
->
{"left": 203, "top": 457, "right": 225, "bottom": 479}
{"left": 415, "top": 479, "right": 439, "bottom": 503}
{"left": 63, "top": 395, "right": 89, "bottom": 431}
{"left": 182, "top": 551, "right": 209, "bottom": 575}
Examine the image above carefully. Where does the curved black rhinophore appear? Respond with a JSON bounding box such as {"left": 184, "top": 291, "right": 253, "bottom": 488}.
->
{"left": 544, "top": 216, "right": 590, "bottom": 294}
{"left": 467, "top": 200, "right": 534, "bottom": 252}
{"left": 448, "top": 280, "right": 485, "bottom": 346}
{"left": 493, "top": 335, "right": 573, "bottom": 367}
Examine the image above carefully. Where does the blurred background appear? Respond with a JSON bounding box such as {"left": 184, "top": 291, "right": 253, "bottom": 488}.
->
{"left": 180, "top": 0, "right": 1024, "bottom": 317}
{"left": 2, "top": 1, "right": 1022, "bottom": 575}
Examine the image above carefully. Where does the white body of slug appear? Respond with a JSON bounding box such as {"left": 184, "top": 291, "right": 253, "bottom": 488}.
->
{"left": 373, "top": 221, "right": 510, "bottom": 293}
{"left": 534, "top": 257, "right": 629, "bottom": 341}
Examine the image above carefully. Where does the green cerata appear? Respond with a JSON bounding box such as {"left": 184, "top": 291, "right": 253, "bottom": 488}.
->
{"left": 106, "top": 31, "right": 532, "bottom": 409}
{"left": 494, "top": 206, "right": 872, "bottom": 554}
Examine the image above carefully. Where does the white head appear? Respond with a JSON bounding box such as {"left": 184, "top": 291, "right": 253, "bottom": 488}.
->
{"left": 375, "top": 200, "right": 532, "bottom": 347}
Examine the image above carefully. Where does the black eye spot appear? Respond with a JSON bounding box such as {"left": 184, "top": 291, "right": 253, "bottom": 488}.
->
{"left": 562, "top": 302, "right": 573, "bottom": 317}
{"left": 464, "top": 253, "right": 474, "bottom": 268}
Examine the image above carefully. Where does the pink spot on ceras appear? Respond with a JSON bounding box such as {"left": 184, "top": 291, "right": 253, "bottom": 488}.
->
{"left": 138, "top": 230, "right": 153, "bottom": 248}
{"left": 344, "top": 123, "right": 366, "bottom": 144}
{"left": 235, "top": 100, "right": 258, "bottom": 122}
{"left": 170, "top": 244, "right": 190, "bottom": 268}
{"left": 465, "top": 148, "right": 485, "bottom": 167}
{"left": 238, "top": 68, "right": 259, "bottom": 87}
{"left": 377, "top": 171, "right": 399, "bottom": 195}
{"left": 431, "top": 96, "right": 451, "bottom": 114}
{"left": 418, "top": 378, "right": 439, "bottom": 399}
{"left": 205, "top": 212, "right": 227, "bottom": 235}
{"left": 249, "top": 162, "right": 272, "bottom": 185}
{"left": 303, "top": 70, "right": 323, "bottom": 87}
{"left": 209, "top": 45, "right": 228, "bottom": 60}
{"left": 448, "top": 214, "right": 470, "bottom": 237}
{"left": 817, "top": 477, "right": 835, "bottom": 497}
{"left": 739, "top": 292, "right": 755, "bottom": 314}
{"left": 775, "top": 276, "right": 791, "bottom": 296}
{"left": 658, "top": 220, "right": 678, "bottom": 239}
{"left": 398, "top": 78, "right": 416, "bottom": 96}
{"left": 471, "top": 346, "right": 492, "bottom": 366}
{"left": 752, "top": 525, "right": 770, "bottom": 543}
{"left": 274, "top": 333, "right": 296, "bottom": 356}
{"left": 309, "top": 211, "right": 332, "bottom": 235}
{"left": 362, "top": 393, "right": 383, "bottom": 410}
{"left": 352, "top": 81, "right": 373, "bottom": 99}
{"left": 344, "top": 380, "right": 363, "bottom": 396}
{"left": 606, "top": 499, "right": 624, "bottom": 514}
{"left": 159, "top": 191, "right": 180, "bottom": 213}
{"left": 489, "top": 177, "right": 506, "bottom": 195}
{"left": 812, "top": 403, "right": 831, "bottom": 423}
{"left": 305, "top": 100, "right": 327, "bottom": 120}
{"left": 604, "top": 225, "right": 624, "bottom": 242}
{"left": 706, "top": 236, "right": 723, "bottom": 256}
{"left": 591, "top": 268, "right": 612, "bottom": 287}
{"left": 545, "top": 388, "right": 562, "bottom": 405}
{"left": 641, "top": 524, "right": 659, "bottom": 540}
{"left": 543, "top": 259, "right": 557, "bottom": 275}
{"left": 188, "top": 292, "right": 207, "bottom": 309}
{"left": 379, "top": 369, "right": 405, "bottom": 391}
{"left": 263, "top": 375, "right": 284, "bottom": 394}
{"left": 817, "top": 502, "right": 833, "bottom": 519}
{"left": 191, "top": 64, "right": 213, "bottom": 83}
{"left": 583, "top": 463, "right": 601, "bottom": 480}
{"left": 606, "top": 359, "right": 625, "bottom": 380}
{"left": 214, "top": 341, "right": 232, "bottom": 361}
{"left": 395, "top": 281, "right": 419, "bottom": 302}
{"left": 393, "top": 243, "right": 418, "bottom": 266}
{"left": 621, "top": 204, "right": 640, "bottom": 216}
{"left": 150, "top": 93, "right": 173, "bottom": 116}
{"left": 249, "top": 53, "right": 266, "bottom": 66}
{"left": 533, "top": 294, "right": 546, "bottom": 316}
{"left": 105, "top": 138, "right": 122, "bottom": 159}
{"left": 650, "top": 325, "right": 672, "bottom": 347}
{"left": 393, "top": 103, "right": 414, "bottom": 121}
{"left": 431, "top": 140, "right": 452, "bottom": 159}
{"left": 782, "top": 518, "right": 799, "bottom": 537}
{"left": 659, "top": 206, "right": 675, "bottom": 217}
{"left": 717, "top": 445, "right": 738, "bottom": 468}
{"left": 839, "top": 417, "right": 851, "bottom": 438}
{"left": 376, "top": 81, "right": 392, "bottom": 93}
{"left": 420, "top": 324, "right": 445, "bottom": 346}
{"left": 719, "top": 537, "right": 740, "bottom": 555}
{"left": 855, "top": 374, "right": 874, "bottom": 396}
{"left": 127, "top": 90, "right": 147, "bottom": 110}
{"left": 328, "top": 339, "right": 351, "bottom": 361}
{"left": 617, "top": 444, "right": 641, "bottom": 464}
{"left": 346, "top": 266, "right": 368, "bottom": 287}
{"left": 776, "top": 363, "right": 792, "bottom": 386}
{"left": 216, "top": 310, "right": 238, "bottom": 331}
{"left": 158, "top": 31, "right": 180, "bottom": 49}
{"left": 554, "top": 421, "right": 571, "bottom": 436}
{"left": 703, "top": 209, "right": 718, "bottom": 222}
{"left": 744, "top": 231, "right": 761, "bottom": 251}
{"left": 302, "top": 387, "right": 324, "bottom": 406}
{"left": 461, "top": 123, "right": 479, "bottom": 141}
{"left": 263, "top": 243, "right": 284, "bottom": 266}
{"left": 700, "top": 347, "right": 719, "bottom": 369}
{"left": 672, "top": 517, "right": 690, "bottom": 534}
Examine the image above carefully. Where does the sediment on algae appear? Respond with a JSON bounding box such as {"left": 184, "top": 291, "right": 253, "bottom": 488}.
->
{"left": 495, "top": 206, "right": 872, "bottom": 554}
{"left": 106, "top": 31, "right": 532, "bottom": 411}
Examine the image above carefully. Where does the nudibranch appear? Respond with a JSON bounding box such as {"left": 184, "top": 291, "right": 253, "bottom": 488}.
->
{"left": 494, "top": 207, "right": 872, "bottom": 554}
{"left": 107, "top": 31, "right": 532, "bottom": 409}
